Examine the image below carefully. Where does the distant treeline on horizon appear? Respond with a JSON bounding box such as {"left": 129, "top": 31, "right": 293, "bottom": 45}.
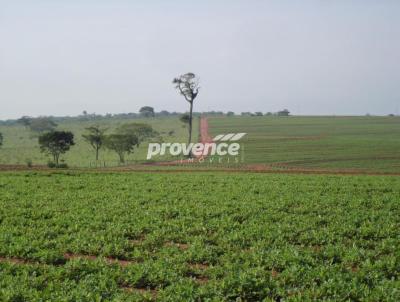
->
{"left": 1, "top": 108, "right": 397, "bottom": 125}
{"left": 0, "top": 108, "right": 294, "bottom": 125}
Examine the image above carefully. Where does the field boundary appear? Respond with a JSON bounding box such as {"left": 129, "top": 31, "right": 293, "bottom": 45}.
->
{"left": 0, "top": 164, "right": 400, "bottom": 176}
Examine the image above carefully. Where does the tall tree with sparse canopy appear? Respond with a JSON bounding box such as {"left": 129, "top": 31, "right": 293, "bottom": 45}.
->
{"left": 173, "top": 73, "right": 200, "bottom": 146}
{"left": 82, "top": 126, "right": 107, "bottom": 161}
{"left": 38, "top": 131, "right": 74, "bottom": 166}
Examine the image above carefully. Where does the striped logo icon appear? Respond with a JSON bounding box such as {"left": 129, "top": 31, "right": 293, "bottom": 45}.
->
{"left": 213, "top": 133, "right": 247, "bottom": 142}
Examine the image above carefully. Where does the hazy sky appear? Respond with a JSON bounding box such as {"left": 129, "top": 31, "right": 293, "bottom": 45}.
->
{"left": 1, "top": 0, "right": 399, "bottom": 119}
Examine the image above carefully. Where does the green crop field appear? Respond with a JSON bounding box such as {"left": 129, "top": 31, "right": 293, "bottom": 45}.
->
{"left": 0, "top": 171, "right": 399, "bottom": 301}
{"left": 0, "top": 117, "right": 198, "bottom": 167}
{"left": 208, "top": 116, "right": 400, "bottom": 173}
{"left": 1, "top": 115, "right": 399, "bottom": 173}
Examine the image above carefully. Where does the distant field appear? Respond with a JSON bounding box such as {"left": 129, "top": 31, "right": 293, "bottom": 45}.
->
{"left": 0, "top": 172, "right": 398, "bottom": 300}
{"left": 208, "top": 116, "right": 400, "bottom": 172}
{"left": 0, "top": 117, "right": 198, "bottom": 167}
{"left": 1, "top": 115, "right": 400, "bottom": 173}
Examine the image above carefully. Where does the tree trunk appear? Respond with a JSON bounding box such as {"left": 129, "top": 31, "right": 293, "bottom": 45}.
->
{"left": 188, "top": 101, "right": 193, "bottom": 143}
{"left": 118, "top": 152, "right": 125, "bottom": 164}
{"left": 54, "top": 153, "right": 59, "bottom": 166}
{"left": 96, "top": 147, "right": 99, "bottom": 161}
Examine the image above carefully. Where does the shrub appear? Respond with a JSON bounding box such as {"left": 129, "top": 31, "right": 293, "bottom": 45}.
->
{"left": 47, "top": 161, "right": 68, "bottom": 169}
{"left": 26, "top": 159, "right": 33, "bottom": 168}
{"left": 47, "top": 161, "right": 57, "bottom": 168}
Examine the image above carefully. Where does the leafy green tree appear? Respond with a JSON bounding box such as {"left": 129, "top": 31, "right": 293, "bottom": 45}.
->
{"left": 17, "top": 116, "right": 32, "bottom": 128}
{"left": 158, "top": 110, "right": 170, "bottom": 117}
{"left": 139, "top": 106, "right": 155, "bottom": 118}
{"left": 227, "top": 111, "right": 235, "bottom": 117}
{"left": 82, "top": 126, "right": 107, "bottom": 161}
{"left": 38, "top": 131, "right": 75, "bottom": 166}
{"left": 105, "top": 134, "right": 139, "bottom": 164}
{"left": 277, "top": 109, "right": 290, "bottom": 116}
{"left": 29, "top": 117, "right": 57, "bottom": 133}
{"left": 179, "top": 113, "right": 190, "bottom": 127}
{"left": 117, "top": 123, "right": 158, "bottom": 145}
{"left": 173, "top": 73, "right": 200, "bottom": 147}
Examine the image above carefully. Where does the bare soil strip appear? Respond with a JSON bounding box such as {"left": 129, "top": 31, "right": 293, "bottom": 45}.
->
{"left": 0, "top": 254, "right": 136, "bottom": 267}
{"left": 188, "top": 263, "right": 210, "bottom": 270}
{"left": 199, "top": 116, "right": 213, "bottom": 144}
{"left": 63, "top": 253, "right": 134, "bottom": 267}
{"left": 0, "top": 164, "right": 399, "bottom": 176}
{"left": 0, "top": 257, "right": 32, "bottom": 265}
{"left": 164, "top": 241, "right": 190, "bottom": 251}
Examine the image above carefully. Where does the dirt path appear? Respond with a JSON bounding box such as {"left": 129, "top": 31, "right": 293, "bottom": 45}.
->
{"left": 143, "top": 116, "right": 212, "bottom": 166}
{"left": 199, "top": 116, "right": 213, "bottom": 144}
{"left": 1, "top": 163, "right": 400, "bottom": 176}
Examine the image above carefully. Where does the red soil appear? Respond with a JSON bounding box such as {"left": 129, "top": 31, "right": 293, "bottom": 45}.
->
{"left": 199, "top": 116, "right": 213, "bottom": 144}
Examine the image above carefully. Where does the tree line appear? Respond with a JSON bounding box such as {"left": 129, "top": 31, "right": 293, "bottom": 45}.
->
{"left": 43, "top": 123, "right": 159, "bottom": 167}
{"left": 1, "top": 109, "right": 289, "bottom": 128}
{"left": 0, "top": 121, "right": 158, "bottom": 168}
